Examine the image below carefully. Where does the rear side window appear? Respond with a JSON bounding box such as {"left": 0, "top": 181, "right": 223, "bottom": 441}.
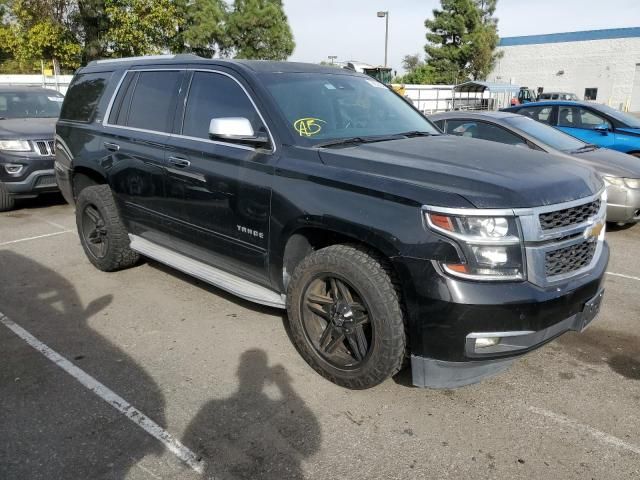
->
{"left": 108, "top": 70, "right": 182, "bottom": 133}
{"left": 520, "top": 105, "right": 553, "bottom": 124}
{"left": 60, "top": 72, "right": 111, "bottom": 122}
{"left": 182, "top": 71, "right": 265, "bottom": 140}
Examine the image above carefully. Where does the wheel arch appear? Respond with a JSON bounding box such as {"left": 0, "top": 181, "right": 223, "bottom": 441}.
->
{"left": 72, "top": 166, "right": 107, "bottom": 200}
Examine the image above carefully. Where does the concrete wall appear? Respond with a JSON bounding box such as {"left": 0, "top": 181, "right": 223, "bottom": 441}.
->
{"left": 489, "top": 37, "right": 640, "bottom": 111}
{"left": 0, "top": 74, "right": 73, "bottom": 94}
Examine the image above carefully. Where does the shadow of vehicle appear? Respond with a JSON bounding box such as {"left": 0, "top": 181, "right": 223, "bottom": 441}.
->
{"left": 183, "top": 349, "right": 321, "bottom": 480}
{"left": 0, "top": 251, "right": 166, "bottom": 479}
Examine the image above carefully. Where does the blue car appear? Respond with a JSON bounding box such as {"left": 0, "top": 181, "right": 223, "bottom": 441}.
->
{"left": 502, "top": 101, "right": 640, "bottom": 158}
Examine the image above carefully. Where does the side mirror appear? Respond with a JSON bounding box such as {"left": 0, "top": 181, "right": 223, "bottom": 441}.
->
{"left": 208, "top": 117, "right": 270, "bottom": 148}
{"left": 594, "top": 123, "right": 609, "bottom": 135}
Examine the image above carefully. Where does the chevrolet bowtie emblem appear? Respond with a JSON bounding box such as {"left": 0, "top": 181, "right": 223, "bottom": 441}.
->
{"left": 584, "top": 222, "right": 604, "bottom": 241}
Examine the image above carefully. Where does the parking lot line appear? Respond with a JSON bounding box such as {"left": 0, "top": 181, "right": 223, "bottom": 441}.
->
{"left": 529, "top": 406, "right": 640, "bottom": 456}
{"left": 0, "top": 312, "right": 206, "bottom": 475}
{"left": 607, "top": 271, "right": 640, "bottom": 282}
{"left": 0, "top": 230, "right": 73, "bottom": 247}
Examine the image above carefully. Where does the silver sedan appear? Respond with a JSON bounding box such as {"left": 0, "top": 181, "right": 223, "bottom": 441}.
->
{"left": 429, "top": 111, "right": 640, "bottom": 225}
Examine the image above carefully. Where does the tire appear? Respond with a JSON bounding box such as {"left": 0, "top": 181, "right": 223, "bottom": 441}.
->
{"left": 287, "top": 244, "right": 406, "bottom": 389}
{"left": 0, "top": 182, "right": 15, "bottom": 212}
{"left": 76, "top": 185, "right": 139, "bottom": 272}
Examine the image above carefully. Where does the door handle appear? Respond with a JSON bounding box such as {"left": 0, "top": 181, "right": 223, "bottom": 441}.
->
{"left": 168, "top": 156, "right": 191, "bottom": 168}
{"left": 103, "top": 142, "right": 120, "bottom": 152}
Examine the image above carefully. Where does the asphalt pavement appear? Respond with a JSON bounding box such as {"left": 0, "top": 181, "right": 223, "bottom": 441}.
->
{"left": 1, "top": 194, "right": 639, "bottom": 480}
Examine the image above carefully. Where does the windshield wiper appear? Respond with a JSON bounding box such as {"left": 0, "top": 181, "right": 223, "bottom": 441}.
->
{"left": 397, "top": 130, "right": 437, "bottom": 138}
{"left": 571, "top": 144, "right": 599, "bottom": 153}
{"left": 315, "top": 135, "right": 402, "bottom": 148}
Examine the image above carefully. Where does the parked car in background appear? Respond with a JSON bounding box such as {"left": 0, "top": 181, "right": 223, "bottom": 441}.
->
{"left": 502, "top": 101, "right": 640, "bottom": 158}
{"left": 538, "top": 92, "right": 578, "bottom": 101}
{"left": 430, "top": 111, "right": 640, "bottom": 225}
{"left": 0, "top": 86, "right": 62, "bottom": 211}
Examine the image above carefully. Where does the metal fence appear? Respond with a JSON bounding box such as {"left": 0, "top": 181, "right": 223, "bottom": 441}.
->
{"left": 0, "top": 74, "right": 73, "bottom": 94}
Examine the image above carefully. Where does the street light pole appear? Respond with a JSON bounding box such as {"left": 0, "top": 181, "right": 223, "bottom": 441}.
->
{"left": 377, "top": 11, "right": 389, "bottom": 67}
{"left": 328, "top": 55, "right": 337, "bottom": 65}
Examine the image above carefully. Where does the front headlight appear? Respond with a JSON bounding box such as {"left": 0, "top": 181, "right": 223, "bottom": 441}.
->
{"left": 0, "top": 140, "right": 31, "bottom": 152}
{"left": 603, "top": 176, "right": 624, "bottom": 186}
{"left": 425, "top": 210, "right": 524, "bottom": 281}
{"left": 623, "top": 178, "right": 640, "bottom": 189}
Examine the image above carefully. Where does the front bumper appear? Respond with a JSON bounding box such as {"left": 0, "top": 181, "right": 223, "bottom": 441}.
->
{"left": 393, "top": 241, "right": 609, "bottom": 387}
{"left": 606, "top": 185, "right": 640, "bottom": 224}
{"left": 1, "top": 151, "right": 57, "bottom": 197}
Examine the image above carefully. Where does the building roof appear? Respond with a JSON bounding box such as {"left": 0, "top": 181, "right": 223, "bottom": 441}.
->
{"left": 499, "top": 27, "right": 640, "bottom": 47}
{"left": 454, "top": 81, "right": 520, "bottom": 93}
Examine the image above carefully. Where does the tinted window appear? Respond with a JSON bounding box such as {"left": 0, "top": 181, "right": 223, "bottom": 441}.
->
{"left": 519, "top": 105, "right": 553, "bottom": 124}
{"left": 446, "top": 119, "right": 527, "bottom": 146}
{"left": 183, "top": 71, "right": 265, "bottom": 140}
{"left": 558, "top": 106, "right": 577, "bottom": 127}
{"left": 108, "top": 72, "right": 138, "bottom": 126}
{"left": 60, "top": 72, "right": 110, "bottom": 122}
{"left": 126, "top": 71, "right": 182, "bottom": 132}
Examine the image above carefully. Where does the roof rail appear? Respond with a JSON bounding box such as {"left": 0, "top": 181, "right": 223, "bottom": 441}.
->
{"left": 88, "top": 53, "right": 201, "bottom": 66}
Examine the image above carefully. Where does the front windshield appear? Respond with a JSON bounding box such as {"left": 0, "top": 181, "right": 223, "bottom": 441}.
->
{"left": 0, "top": 91, "right": 64, "bottom": 119}
{"left": 504, "top": 115, "right": 586, "bottom": 151}
{"left": 262, "top": 73, "right": 439, "bottom": 145}
{"left": 592, "top": 104, "right": 640, "bottom": 128}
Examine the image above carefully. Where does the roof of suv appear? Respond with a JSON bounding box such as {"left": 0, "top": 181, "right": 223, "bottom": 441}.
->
{"left": 81, "top": 54, "right": 361, "bottom": 76}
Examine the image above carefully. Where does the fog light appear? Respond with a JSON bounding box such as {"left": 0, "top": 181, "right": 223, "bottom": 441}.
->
{"left": 4, "top": 164, "right": 24, "bottom": 175}
{"left": 475, "top": 337, "right": 501, "bottom": 349}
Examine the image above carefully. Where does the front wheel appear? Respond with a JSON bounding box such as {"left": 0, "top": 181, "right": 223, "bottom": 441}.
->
{"left": 287, "top": 245, "right": 406, "bottom": 389}
{"left": 76, "top": 185, "right": 139, "bottom": 272}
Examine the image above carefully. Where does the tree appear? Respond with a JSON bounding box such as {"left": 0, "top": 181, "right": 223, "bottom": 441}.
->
{"left": 396, "top": 64, "right": 436, "bottom": 85}
{"left": 401, "top": 53, "right": 423, "bottom": 73}
{"left": 178, "top": 0, "right": 229, "bottom": 57}
{"left": 226, "top": 0, "right": 294, "bottom": 60}
{"left": 76, "top": 0, "right": 111, "bottom": 63}
{"left": 0, "top": 0, "right": 82, "bottom": 72}
{"left": 104, "top": 0, "right": 183, "bottom": 57}
{"left": 424, "top": 0, "right": 502, "bottom": 83}
{"left": 468, "top": 0, "right": 502, "bottom": 80}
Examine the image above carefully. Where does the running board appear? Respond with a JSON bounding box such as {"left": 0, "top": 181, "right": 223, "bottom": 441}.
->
{"left": 128, "top": 235, "right": 286, "bottom": 309}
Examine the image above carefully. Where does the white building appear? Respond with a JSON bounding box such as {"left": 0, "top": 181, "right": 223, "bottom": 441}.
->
{"left": 490, "top": 27, "right": 640, "bottom": 112}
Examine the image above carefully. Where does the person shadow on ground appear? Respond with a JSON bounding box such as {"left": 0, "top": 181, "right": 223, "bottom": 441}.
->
{"left": 0, "top": 251, "right": 166, "bottom": 479}
{"left": 183, "top": 349, "right": 321, "bottom": 480}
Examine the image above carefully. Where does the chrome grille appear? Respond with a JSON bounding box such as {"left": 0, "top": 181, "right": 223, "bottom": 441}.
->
{"left": 32, "top": 140, "right": 55, "bottom": 156}
{"left": 539, "top": 200, "right": 600, "bottom": 230}
{"left": 545, "top": 240, "right": 597, "bottom": 277}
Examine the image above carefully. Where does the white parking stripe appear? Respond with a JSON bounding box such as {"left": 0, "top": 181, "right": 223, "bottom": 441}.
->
{"left": 0, "top": 313, "right": 206, "bottom": 475}
{"left": 529, "top": 406, "right": 640, "bottom": 456}
{"left": 0, "top": 230, "right": 73, "bottom": 247}
{"left": 32, "top": 215, "right": 71, "bottom": 231}
{"left": 607, "top": 271, "right": 640, "bottom": 282}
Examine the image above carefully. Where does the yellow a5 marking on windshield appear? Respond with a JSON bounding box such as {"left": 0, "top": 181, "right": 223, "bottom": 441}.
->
{"left": 294, "top": 118, "right": 326, "bottom": 137}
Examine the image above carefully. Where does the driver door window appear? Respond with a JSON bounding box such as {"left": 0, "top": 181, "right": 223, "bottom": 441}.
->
{"left": 447, "top": 120, "right": 527, "bottom": 146}
{"left": 579, "top": 108, "right": 611, "bottom": 130}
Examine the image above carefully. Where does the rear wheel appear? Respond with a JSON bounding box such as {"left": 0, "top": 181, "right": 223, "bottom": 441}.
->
{"left": 76, "top": 185, "right": 139, "bottom": 271}
{"left": 0, "top": 182, "right": 15, "bottom": 212}
{"left": 287, "top": 244, "right": 406, "bottom": 389}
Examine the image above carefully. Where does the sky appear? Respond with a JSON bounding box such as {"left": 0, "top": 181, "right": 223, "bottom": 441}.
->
{"left": 283, "top": 0, "right": 640, "bottom": 73}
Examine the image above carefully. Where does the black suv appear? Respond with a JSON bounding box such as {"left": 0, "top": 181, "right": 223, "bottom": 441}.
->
{"left": 0, "top": 86, "right": 63, "bottom": 211}
{"left": 56, "top": 55, "right": 608, "bottom": 389}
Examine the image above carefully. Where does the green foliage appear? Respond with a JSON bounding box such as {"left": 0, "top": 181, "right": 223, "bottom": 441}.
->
{"left": 104, "top": 0, "right": 183, "bottom": 57}
{"left": 401, "top": 53, "right": 423, "bottom": 73}
{"left": 424, "top": 0, "right": 502, "bottom": 83}
{"left": 226, "top": 0, "right": 295, "bottom": 60}
{"left": 0, "top": 0, "right": 297, "bottom": 72}
{"left": 397, "top": 64, "right": 437, "bottom": 85}
{"left": 179, "top": 0, "right": 229, "bottom": 57}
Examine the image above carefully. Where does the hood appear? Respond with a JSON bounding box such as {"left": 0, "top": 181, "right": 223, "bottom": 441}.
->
{"left": 568, "top": 147, "right": 640, "bottom": 178}
{"left": 0, "top": 117, "right": 57, "bottom": 139}
{"left": 318, "top": 136, "right": 602, "bottom": 208}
